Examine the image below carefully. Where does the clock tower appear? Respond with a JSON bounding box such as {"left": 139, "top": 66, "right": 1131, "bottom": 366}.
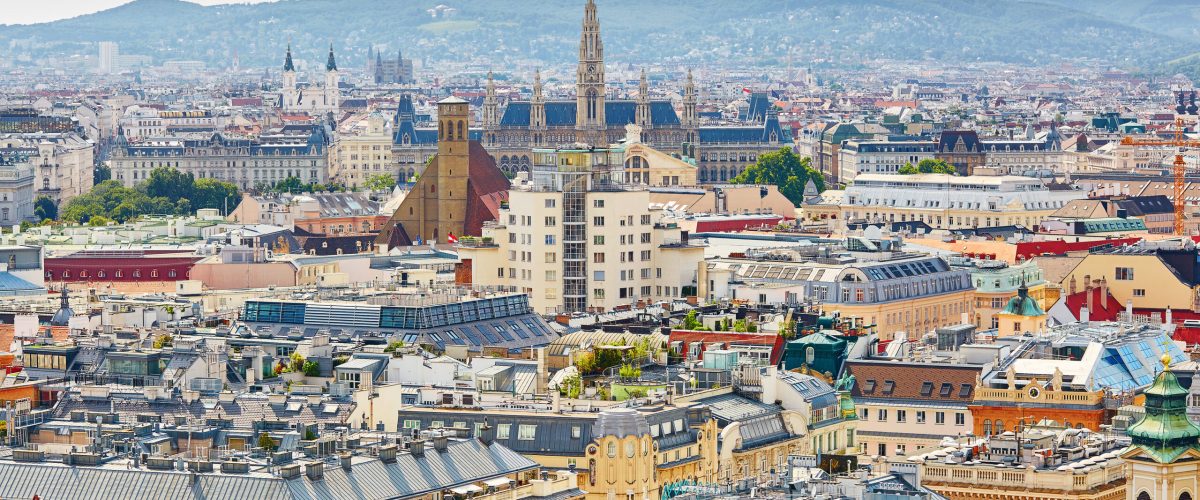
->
{"left": 575, "top": 0, "right": 606, "bottom": 146}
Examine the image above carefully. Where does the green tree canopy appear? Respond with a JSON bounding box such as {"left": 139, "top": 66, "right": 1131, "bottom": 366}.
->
{"left": 364, "top": 173, "right": 397, "bottom": 192}
{"left": 728, "top": 147, "right": 824, "bottom": 206}
{"left": 34, "top": 196, "right": 57, "bottom": 221}
{"left": 903, "top": 159, "right": 958, "bottom": 175}
{"left": 59, "top": 168, "right": 240, "bottom": 223}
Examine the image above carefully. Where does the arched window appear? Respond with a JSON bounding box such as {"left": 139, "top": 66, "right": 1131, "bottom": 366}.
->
{"left": 1137, "top": 493, "right": 1151, "bottom": 500}
{"left": 438, "top": 121, "right": 444, "bottom": 140}
{"left": 586, "top": 89, "right": 598, "bottom": 120}
{"left": 1179, "top": 492, "right": 1192, "bottom": 500}
{"left": 457, "top": 120, "right": 464, "bottom": 141}
{"left": 983, "top": 420, "right": 991, "bottom": 436}
{"left": 995, "top": 420, "right": 1005, "bottom": 434}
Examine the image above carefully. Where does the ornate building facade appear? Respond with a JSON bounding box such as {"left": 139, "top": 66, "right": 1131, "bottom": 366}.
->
{"left": 280, "top": 44, "right": 340, "bottom": 116}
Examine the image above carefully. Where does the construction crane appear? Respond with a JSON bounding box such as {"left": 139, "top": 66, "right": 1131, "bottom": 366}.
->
{"left": 1119, "top": 117, "right": 1200, "bottom": 235}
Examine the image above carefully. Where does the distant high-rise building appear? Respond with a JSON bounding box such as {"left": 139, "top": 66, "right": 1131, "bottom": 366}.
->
{"left": 98, "top": 41, "right": 119, "bottom": 74}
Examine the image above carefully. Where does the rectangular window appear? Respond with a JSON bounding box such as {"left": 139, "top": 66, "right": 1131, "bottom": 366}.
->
{"left": 1133, "top": 289, "right": 1146, "bottom": 297}
{"left": 593, "top": 235, "right": 605, "bottom": 245}
{"left": 935, "top": 412, "right": 945, "bottom": 425}
{"left": 593, "top": 199, "right": 605, "bottom": 208}
{"left": 1115, "top": 267, "right": 1134, "bottom": 280}
{"left": 916, "top": 411, "right": 926, "bottom": 424}
{"left": 545, "top": 199, "right": 556, "bottom": 208}
{"left": 593, "top": 271, "right": 606, "bottom": 281}
{"left": 877, "top": 409, "right": 888, "bottom": 421}
{"left": 496, "top": 424, "right": 511, "bottom": 439}
{"left": 545, "top": 234, "right": 556, "bottom": 245}
{"left": 517, "top": 424, "right": 536, "bottom": 440}
{"left": 571, "top": 426, "right": 581, "bottom": 439}
{"left": 593, "top": 253, "right": 605, "bottom": 263}
{"left": 544, "top": 216, "right": 556, "bottom": 226}
{"left": 896, "top": 410, "right": 907, "bottom": 423}
{"left": 593, "top": 216, "right": 605, "bottom": 226}
{"left": 955, "top": 413, "right": 965, "bottom": 426}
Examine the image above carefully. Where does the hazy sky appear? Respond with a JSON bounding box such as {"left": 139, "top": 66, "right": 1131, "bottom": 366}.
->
{"left": 3, "top": 0, "right": 277, "bottom": 25}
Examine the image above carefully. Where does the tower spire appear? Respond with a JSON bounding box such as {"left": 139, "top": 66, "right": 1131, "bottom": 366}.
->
{"left": 326, "top": 43, "right": 337, "bottom": 71}
{"left": 636, "top": 67, "right": 651, "bottom": 129}
{"left": 575, "top": 0, "right": 606, "bottom": 145}
{"left": 283, "top": 43, "right": 294, "bottom": 72}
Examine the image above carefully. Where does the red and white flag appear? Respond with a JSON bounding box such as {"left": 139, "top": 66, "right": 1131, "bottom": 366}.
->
{"left": 447, "top": 232, "right": 458, "bottom": 243}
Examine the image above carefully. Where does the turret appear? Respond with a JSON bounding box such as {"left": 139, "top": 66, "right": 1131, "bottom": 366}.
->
{"left": 483, "top": 71, "right": 499, "bottom": 147}
{"left": 635, "top": 68, "right": 651, "bottom": 129}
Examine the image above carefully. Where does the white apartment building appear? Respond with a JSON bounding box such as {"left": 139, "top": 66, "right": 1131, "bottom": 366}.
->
{"left": 0, "top": 132, "right": 94, "bottom": 205}
{"left": 458, "top": 146, "right": 704, "bottom": 314}
{"left": 838, "top": 138, "right": 936, "bottom": 182}
{"left": 0, "top": 154, "right": 35, "bottom": 224}
{"left": 330, "top": 112, "right": 394, "bottom": 188}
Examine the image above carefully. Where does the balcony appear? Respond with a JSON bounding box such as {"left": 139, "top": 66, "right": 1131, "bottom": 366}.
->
{"left": 456, "top": 236, "right": 498, "bottom": 248}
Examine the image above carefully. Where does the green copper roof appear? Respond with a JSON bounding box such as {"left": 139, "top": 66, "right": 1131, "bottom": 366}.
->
{"left": 1127, "top": 360, "right": 1200, "bottom": 464}
{"left": 1000, "top": 284, "right": 1044, "bottom": 317}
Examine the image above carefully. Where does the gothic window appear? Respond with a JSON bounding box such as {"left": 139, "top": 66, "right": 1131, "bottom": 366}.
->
{"left": 587, "top": 89, "right": 598, "bottom": 120}
{"left": 457, "top": 121, "right": 464, "bottom": 141}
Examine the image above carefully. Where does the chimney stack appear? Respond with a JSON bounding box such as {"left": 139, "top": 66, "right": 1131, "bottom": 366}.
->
{"left": 432, "top": 433, "right": 449, "bottom": 452}
{"left": 378, "top": 444, "right": 398, "bottom": 463}
{"left": 479, "top": 421, "right": 495, "bottom": 446}
{"left": 304, "top": 461, "right": 324, "bottom": 481}
{"left": 339, "top": 452, "right": 352, "bottom": 472}
{"left": 409, "top": 439, "right": 425, "bottom": 458}
{"left": 1080, "top": 305, "right": 1090, "bottom": 324}
{"left": 1100, "top": 276, "right": 1108, "bottom": 310}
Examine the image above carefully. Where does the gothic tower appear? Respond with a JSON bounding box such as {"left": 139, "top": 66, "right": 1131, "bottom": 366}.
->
{"left": 635, "top": 68, "right": 651, "bottom": 130}
{"left": 324, "top": 44, "right": 340, "bottom": 112}
{"left": 682, "top": 69, "right": 698, "bottom": 146}
{"left": 483, "top": 71, "right": 499, "bottom": 147}
{"left": 530, "top": 69, "right": 547, "bottom": 148}
{"left": 575, "top": 0, "right": 606, "bottom": 146}
{"left": 435, "top": 97, "right": 470, "bottom": 243}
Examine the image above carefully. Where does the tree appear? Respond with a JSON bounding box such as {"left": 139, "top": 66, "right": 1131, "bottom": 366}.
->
{"left": 364, "top": 174, "right": 397, "bottom": 192}
{"left": 682, "top": 310, "right": 703, "bottom": 330}
{"left": 383, "top": 340, "right": 404, "bottom": 353}
{"left": 152, "top": 333, "right": 173, "bottom": 349}
{"left": 142, "top": 167, "right": 195, "bottom": 200}
{"left": 729, "top": 147, "right": 824, "bottom": 206}
{"left": 34, "top": 196, "right": 57, "bottom": 221}
{"left": 916, "top": 159, "right": 957, "bottom": 175}
{"left": 257, "top": 432, "right": 276, "bottom": 451}
{"left": 898, "top": 162, "right": 919, "bottom": 175}
{"left": 302, "top": 360, "right": 320, "bottom": 377}
{"left": 192, "top": 178, "right": 240, "bottom": 212}
{"left": 93, "top": 164, "right": 111, "bottom": 184}
{"left": 574, "top": 351, "right": 597, "bottom": 374}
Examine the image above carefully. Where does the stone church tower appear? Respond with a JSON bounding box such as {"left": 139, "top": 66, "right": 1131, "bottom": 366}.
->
{"left": 434, "top": 97, "right": 471, "bottom": 243}
{"left": 575, "top": 0, "right": 606, "bottom": 146}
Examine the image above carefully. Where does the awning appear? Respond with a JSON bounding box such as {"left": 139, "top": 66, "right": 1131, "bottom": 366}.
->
{"left": 450, "top": 484, "right": 483, "bottom": 495}
{"left": 483, "top": 477, "right": 513, "bottom": 488}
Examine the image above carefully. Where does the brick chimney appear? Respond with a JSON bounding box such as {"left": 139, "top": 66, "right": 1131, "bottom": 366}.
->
{"left": 1100, "top": 276, "right": 1108, "bottom": 310}
{"left": 1085, "top": 275, "right": 1094, "bottom": 314}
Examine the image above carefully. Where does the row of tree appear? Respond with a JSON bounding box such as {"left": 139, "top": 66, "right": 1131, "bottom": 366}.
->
{"left": 898, "top": 158, "right": 958, "bottom": 175}
{"left": 61, "top": 167, "right": 240, "bottom": 224}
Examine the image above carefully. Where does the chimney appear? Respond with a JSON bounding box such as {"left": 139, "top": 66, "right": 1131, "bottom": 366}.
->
{"left": 1085, "top": 278, "right": 1094, "bottom": 315}
{"left": 432, "top": 433, "right": 449, "bottom": 452}
{"left": 339, "top": 452, "right": 352, "bottom": 472}
{"left": 279, "top": 463, "right": 302, "bottom": 480}
{"left": 1126, "top": 297, "right": 1133, "bottom": 319}
{"left": 1069, "top": 275, "right": 1077, "bottom": 296}
{"left": 304, "top": 461, "right": 324, "bottom": 481}
{"left": 479, "top": 421, "right": 495, "bottom": 446}
{"left": 409, "top": 439, "right": 425, "bottom": 457}
{"left": 378, "top": 444, "right": 398, "bottom": 463}
{"left": 1100, "top": 277, "right": 1108, "bottom": 310}
{"left": 1167, "top": 306, "right": 1174, "bottom": 325}
{"left": 1080, "top": 305, "right": 1090, "bottom": 323}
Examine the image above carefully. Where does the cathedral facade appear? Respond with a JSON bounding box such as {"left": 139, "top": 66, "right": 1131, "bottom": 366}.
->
{"left": 381, "top": 0, "right": 789, "bottom": 186}
{"left": 280, "top": 44, "right": 341, "bottom": 116}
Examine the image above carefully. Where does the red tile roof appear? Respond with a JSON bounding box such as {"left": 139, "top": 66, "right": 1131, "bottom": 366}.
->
{"left": 1062, "top": 287, "right": 1123, "bottom": 322}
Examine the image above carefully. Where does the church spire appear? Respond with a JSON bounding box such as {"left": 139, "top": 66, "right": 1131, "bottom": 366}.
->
{"left": 530, "top": 69, "right": 546, "bottom": 145}
{"left": 283, "top": 43, "right": 295, "bottom": 72}
{"left": 636, "top": 67, "right": 651, "bottom": 129}
{"left": 682, "top": 68, "right": 698, "bottom": 145}
{"left": 575, "top": 0, "right": 606, "bottom": 145}
{"left": 326, "top": 43, "right": 338, "bottom": 71}
{"left": 483, "top": 71, "right": 499, "bottom": 146}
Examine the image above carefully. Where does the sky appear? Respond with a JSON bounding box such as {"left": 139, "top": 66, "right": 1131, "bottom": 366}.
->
{"left": 3, "top": 0, "right": 277, "bottom": 25}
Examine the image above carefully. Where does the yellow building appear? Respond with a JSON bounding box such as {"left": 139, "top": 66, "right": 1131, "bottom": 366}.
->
{"left": 622, "top": 130, "right": 698, "bottom": 187}
{"left": 1060, "top": 245, "right": 1199, "bottom": 312}
{"left": 967, "top": 259, "right": 1057, "bottom": 331}
{"left": 392, "top": 404, "right": 717, "bottom": 500}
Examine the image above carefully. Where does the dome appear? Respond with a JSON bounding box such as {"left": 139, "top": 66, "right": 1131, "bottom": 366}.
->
{"left": 50, "top": 286, "right": 74, "bottom": 327}
{"left": 593, "top": 408, "right": 650, "bottom": 439}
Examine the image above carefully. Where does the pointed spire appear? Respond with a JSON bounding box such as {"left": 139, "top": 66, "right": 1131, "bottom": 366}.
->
{"left": 532, "top": 69, "right": 543, "bottom": 100}
{"left": 326, "top": 43, "right": 337, "bottom": 71}
{"left": 283, "top": 43, "right": 295, "bottom": 72}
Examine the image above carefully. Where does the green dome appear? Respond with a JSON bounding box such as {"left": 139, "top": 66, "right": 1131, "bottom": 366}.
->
{"left": 1126, "top": 357, "right": 1200, "bottom": 464}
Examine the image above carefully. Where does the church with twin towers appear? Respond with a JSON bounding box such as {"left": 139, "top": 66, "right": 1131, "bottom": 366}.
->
{"left": 474, "top": 0, "right": 788, "bottom": 183}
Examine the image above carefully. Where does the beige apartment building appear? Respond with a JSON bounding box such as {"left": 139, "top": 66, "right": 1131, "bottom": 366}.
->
{"left": 458, "top": 146, "right": 704, "bottom": 314}
{"left": 330, "top": 111, "right": 395, "bottom": 188}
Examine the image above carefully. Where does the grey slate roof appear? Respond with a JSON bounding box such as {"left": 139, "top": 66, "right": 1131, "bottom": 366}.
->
{"left": 0, "top": 439, "right": 538, "bottom": 500}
